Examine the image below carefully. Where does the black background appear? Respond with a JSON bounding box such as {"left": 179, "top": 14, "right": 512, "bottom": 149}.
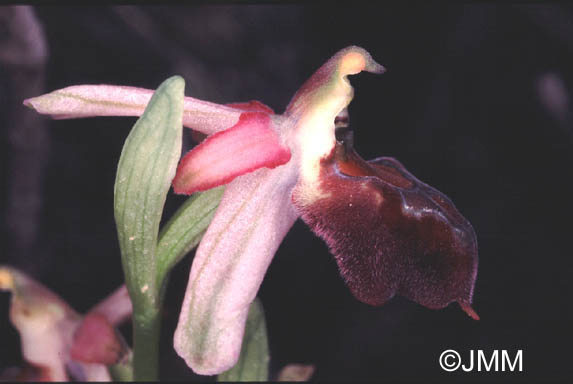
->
{"left": 1, "top": 4, "right": 572, "bottom": 382}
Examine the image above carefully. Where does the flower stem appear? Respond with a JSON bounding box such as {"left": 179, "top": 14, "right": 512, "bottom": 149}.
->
{"left": 132, "top": 306, "right": 161, "bottom": 381}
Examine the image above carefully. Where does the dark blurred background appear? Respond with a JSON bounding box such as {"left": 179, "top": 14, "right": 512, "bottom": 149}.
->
{"left": 1, "top": 4, "right": 572, "bottom": 382}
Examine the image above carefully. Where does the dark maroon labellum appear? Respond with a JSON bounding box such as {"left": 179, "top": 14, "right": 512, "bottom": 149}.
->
{"left": 293, "top": 140, "right": 479, "bottom": 319}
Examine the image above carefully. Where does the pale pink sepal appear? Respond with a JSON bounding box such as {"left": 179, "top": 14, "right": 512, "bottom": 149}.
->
{"left": 23, "top": 84, "right": 244, "bottom": 135}
{"left": 172, "top": 112, "right": 291, "bottom": 195}
{"left": 174, "top": 165, "right": 299, "bottom": 375}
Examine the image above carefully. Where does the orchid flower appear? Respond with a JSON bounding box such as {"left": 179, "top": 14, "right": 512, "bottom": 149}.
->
{"left": 24, "top": 46, "right": 479, "bottom": 376}
{"left": 0, "top": 266, "right": 132, "bottom": 381}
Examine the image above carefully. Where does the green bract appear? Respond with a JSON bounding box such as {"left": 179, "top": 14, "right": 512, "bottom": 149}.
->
{"left": 114, "top": 76, "right": 185, "bottom": 311}
{"left": 156, "top": 186, "right": 224, "bottom": 295}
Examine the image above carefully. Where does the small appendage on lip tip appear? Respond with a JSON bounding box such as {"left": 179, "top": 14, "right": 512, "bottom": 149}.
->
{"left": 460, "top": 302, "right": 480, "bottom": 321}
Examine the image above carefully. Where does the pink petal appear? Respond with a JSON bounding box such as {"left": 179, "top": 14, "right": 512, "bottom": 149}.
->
{"left": 24, "top": 84, "right": 246, "bottom": 134}
{"left": 70, "top": 313, "right": 123, "bottom": 365}
{"left": 174, "top": 165, "right": 299, "bottom": 375}
{"left": 226, "top": 100, "right": 275, "bottom": 114}
{"left": 68, "top": 285, "right": 132, "bottom": 366}
{"left": 172, "top": 112, "right": 291, "bottom": 195}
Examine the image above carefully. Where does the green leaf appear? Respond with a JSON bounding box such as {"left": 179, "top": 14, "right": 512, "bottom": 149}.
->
{"left": 156, "top": 186, "right": 224, "bottom": 291}
{"left": 217, "top": 298, "right": 269, "bottom": 382}
{"left": 113, "top": 75, "right": 184, "bottom": 311}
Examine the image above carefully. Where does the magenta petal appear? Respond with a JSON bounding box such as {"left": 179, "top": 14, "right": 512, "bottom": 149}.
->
{"left": 172, "top": 112, "right": 291, "bottom": 195}
{"left": 174, "top": 166, "right": 299, "bottom": 375}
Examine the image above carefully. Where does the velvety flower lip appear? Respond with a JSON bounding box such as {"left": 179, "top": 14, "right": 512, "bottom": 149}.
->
{"left": 23, "top": 45, "right": 479, "bottom": 376}
{"left": 292, "top": 136, "right": 479, "bottom": 320}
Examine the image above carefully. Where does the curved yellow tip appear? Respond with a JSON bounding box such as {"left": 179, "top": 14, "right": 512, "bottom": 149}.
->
{"left": 341, "top": 51, "right": 367, "bottom": 75}
{"left": 339, "top": 46, "right": 385, "bottom": 76}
